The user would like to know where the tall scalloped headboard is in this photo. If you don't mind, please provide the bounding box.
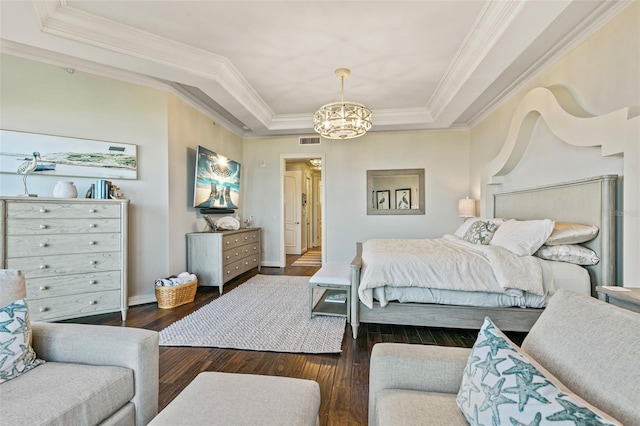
[494,175,617,294]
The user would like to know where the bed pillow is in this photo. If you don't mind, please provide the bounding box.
[463,220,498,245]
[455,218,505,238]
[489,219,555,256]
[545,222,599,245]
[0,298,45,383]
[535,244,600,265]
[456,317,621,426]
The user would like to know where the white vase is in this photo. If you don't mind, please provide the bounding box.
[53,181,78,198]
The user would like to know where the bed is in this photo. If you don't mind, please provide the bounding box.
[349,175,617,338]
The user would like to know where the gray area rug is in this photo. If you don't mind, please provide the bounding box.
[159,275,346,353]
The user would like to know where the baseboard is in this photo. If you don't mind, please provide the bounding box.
[128,294,157,306]
[261,260,282,268]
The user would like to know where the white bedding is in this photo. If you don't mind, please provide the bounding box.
[359,235,556,309]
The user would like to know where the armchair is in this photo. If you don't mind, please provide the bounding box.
[0,270,159,426]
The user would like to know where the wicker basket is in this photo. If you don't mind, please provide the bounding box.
[155,279,198,309]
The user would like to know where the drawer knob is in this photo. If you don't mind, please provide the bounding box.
[39,224,47,229]
[235,252,239,256]
[245,261,249,266]
[39,286,49,291]
[234,239,239,243]
[89,241,96,245]
[235,266,239,270]
[225,255,230,260]
[39,264,48,269]
[39,208,47,213]
[244,236,248,240]
[226,271,230,275]
[89,261,97,266]
[89,209,96,213]
[39,307,49,312]
[89,224,96,228]
[89,280,97,284]
[39,243,48,248]
[226,241,230,245]
[89,300,97,305]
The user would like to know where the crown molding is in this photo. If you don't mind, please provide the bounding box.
[466,0,635,128]
[30,0,275,128]
[427,0,524,119]
[0,39,246,138]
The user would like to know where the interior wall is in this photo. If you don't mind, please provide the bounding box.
[242,130,470,263]
[470,1,639,283]
[166,95,243,274]
[0,54,169,303]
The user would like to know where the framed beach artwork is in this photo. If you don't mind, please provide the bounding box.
[376,190,390,210]
[0,129,138,179]
[395,188,411,209]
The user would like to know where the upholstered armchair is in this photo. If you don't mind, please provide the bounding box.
[0,270,159,426]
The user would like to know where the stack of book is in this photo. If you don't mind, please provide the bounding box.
[91,179,113,199]
[324,291,347,303]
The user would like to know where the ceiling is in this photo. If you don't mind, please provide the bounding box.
[0,1,632,137]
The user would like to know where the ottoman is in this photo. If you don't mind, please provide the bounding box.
[149,372,321,425]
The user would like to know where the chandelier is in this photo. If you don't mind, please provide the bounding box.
[313,68,372,140]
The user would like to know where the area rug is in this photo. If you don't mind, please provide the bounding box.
[292,250,322,266]
[159,275,346,353]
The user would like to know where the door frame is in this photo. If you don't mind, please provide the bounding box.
[279,153,326,267]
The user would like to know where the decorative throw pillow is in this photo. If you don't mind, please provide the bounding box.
[456,317,620,426]
[545,222,599,246]
[455,217,481,238]
[535,244,600,265]
[490,219,555,256]
[463,220,498,245]
[0,299,45,383]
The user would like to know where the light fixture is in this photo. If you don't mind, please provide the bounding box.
[458,197,476,218]
[309,159,322,170]
[313,68,372,140]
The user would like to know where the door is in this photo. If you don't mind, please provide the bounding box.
[284,171,302,255]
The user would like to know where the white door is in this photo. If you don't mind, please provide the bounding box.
[284,171,302,255]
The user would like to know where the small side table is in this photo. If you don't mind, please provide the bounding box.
[309,262,351,321]
[596,286,640,314]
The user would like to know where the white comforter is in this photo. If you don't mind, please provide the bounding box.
[358,235,549,309]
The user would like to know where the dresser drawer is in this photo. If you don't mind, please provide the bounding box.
[28,290,121,322]
[7,252,121,278]
[222,242,260,266]
[221,230,260,250]
[26,271,121,300]
[6,218,121,235]
[222,255,260,281]
[7,202,121,219]
[6,233,121,258]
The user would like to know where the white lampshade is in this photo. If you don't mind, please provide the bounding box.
[458,198,476,218]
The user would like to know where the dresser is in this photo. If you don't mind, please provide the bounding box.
[186,228,261,294]
[0,197,129,322]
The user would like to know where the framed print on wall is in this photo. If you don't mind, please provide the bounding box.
[0,129,138,179]
[376,190,390,210]
[395,188,411,209]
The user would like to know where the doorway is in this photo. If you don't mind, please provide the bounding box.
[280,154,325,267]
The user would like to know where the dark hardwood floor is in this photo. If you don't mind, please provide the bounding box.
[62,253,527,425]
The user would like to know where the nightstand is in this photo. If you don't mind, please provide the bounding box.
[596,286,640,313]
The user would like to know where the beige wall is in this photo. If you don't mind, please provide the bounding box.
[243,129,471,263]
[0,54,169,303]
[167,95,243,273]
[470,1,639,282]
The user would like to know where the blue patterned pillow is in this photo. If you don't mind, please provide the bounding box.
[456,317,620,426]
[463,220,498,245]
[0,298,45,383]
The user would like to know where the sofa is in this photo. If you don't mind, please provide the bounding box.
[0,270,159,426]
[369,289,640,425]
